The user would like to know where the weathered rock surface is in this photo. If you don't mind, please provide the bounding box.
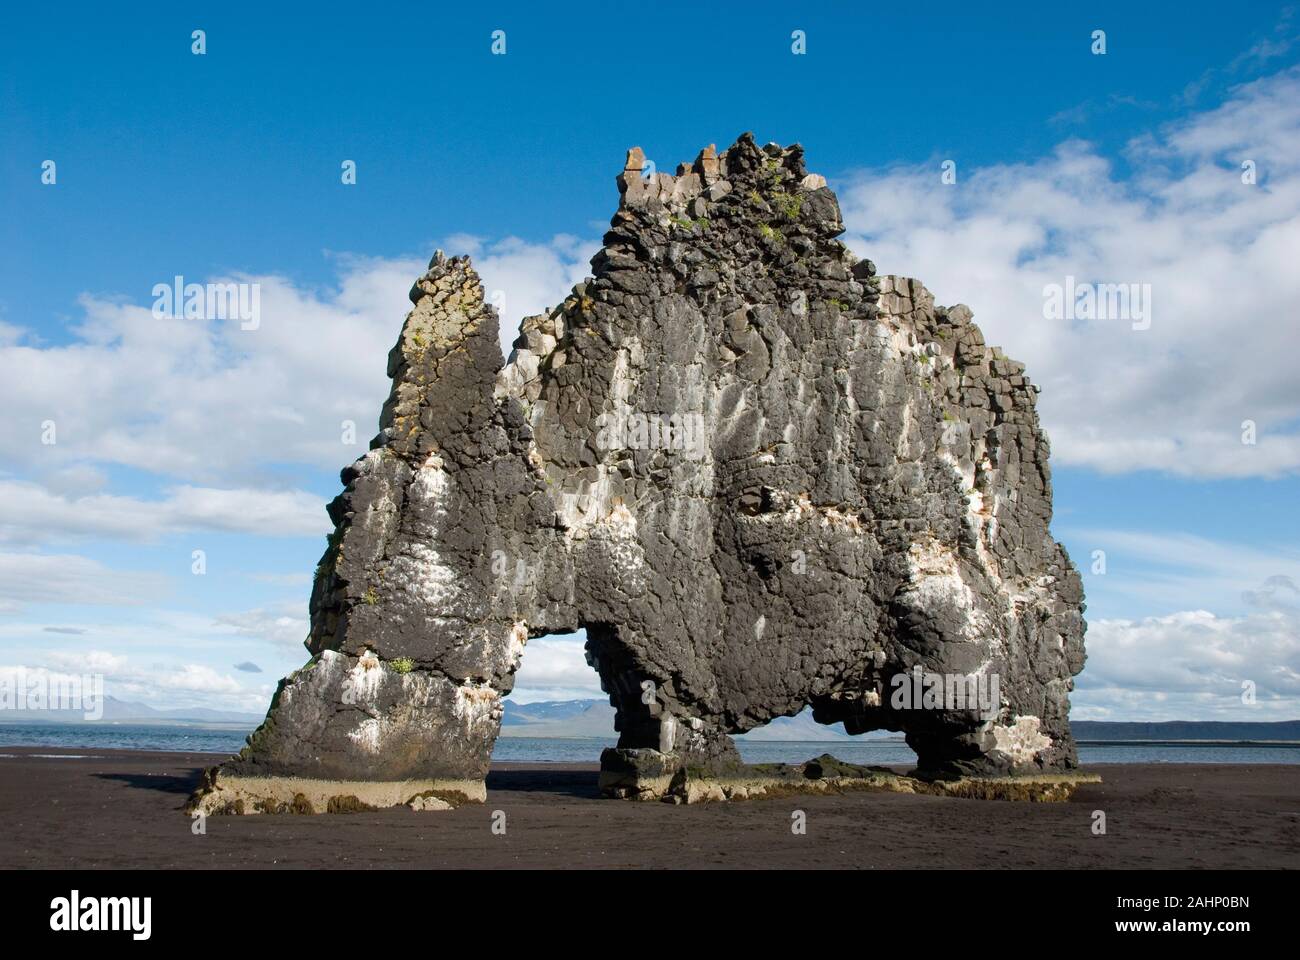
[192,133,1087,814]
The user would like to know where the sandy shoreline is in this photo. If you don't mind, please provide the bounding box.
[0,747,1296,869]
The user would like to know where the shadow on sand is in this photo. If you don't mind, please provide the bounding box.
[94,770,202,797]
[485,768,602,800]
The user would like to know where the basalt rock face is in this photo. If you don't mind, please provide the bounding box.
[195,133,1086,812]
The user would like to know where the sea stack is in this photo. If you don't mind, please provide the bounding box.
[192,133,1088,814]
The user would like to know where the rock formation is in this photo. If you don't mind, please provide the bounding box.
[192,133,1088,814]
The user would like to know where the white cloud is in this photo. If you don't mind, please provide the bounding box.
[41,465,108,498]
[838,66,1300,478]
[1075,608,1300,721]
[0,656,260,714]
[0,237,597,491]
[46,649,128,673]
[1061,534,1300,719]
[509,632,603,703]
[0,479,326,543]
[0,589,309,715]
[0,551,167,611]
[157,663,242,695]
[0,263,412,484]
[215,606,309,651]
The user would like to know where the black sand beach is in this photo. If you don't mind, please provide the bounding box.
[0,748,1296,869]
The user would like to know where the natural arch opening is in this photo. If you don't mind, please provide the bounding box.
[491,628,617,766]
[495,624,922,779]
[733,708,918,770]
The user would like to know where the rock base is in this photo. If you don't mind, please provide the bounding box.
[187,767,486,815]
[190,754,1100,814]
[601,753,1101,804]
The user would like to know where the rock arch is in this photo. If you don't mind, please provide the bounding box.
[192,134,1088,814]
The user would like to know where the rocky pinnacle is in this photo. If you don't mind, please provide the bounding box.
[192,133,1087,813]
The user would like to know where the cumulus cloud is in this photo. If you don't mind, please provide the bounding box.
[0,601,309,714]
[0,237,597,491]
[1075,607,1300,721]
[1061,531,1300,718]
[0,656,262,714]
[214,606,309,651]
[839,66,1300,478]
[157,663,242,695]
[0,262,411,484]
[46,649,128,673]
[509,631,603,703]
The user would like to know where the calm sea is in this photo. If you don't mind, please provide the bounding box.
[1,723,1298,765]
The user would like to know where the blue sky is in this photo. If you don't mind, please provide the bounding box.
[1,2,1298,722]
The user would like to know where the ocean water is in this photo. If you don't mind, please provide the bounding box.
[2,724,1298,765]
[0,723,254,754]
[498,738,1300,766]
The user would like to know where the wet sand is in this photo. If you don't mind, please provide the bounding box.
[0,747,1296,869]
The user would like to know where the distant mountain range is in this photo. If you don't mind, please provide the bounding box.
[1073,720,1300,742]
[503,699,866,741]
[4,695,1296,743]
[501,702,1300,743]
[0,695,263,726]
